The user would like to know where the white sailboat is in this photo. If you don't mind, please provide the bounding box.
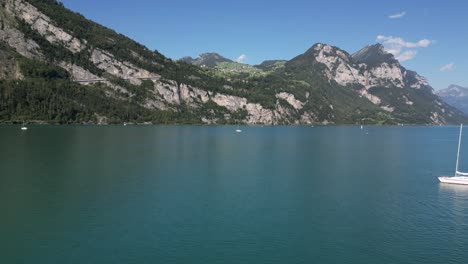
[439,124,468,185]
[235,124,242,133]
[21,122,28,131]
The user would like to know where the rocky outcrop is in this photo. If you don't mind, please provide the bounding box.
[276,92,304,110]
[312,44,366,86]
[91,49,160,84]
[304,43,437,113]
[300,112,316,124]
[147,79,314,124]
[430,112,444,125]
[359,89,381,105]
[5,0,86,53]
[59,62,99,81]
[0,22,42,59]
[152,80,182,105]
[310,43,409,89]
[149,81,211,110]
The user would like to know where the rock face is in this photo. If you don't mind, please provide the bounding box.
[308,43,430,92]
[59,62,99,81]
[276,92,304,110]
[294,43,432,94]
[284,43,465,124]
[5,0,86,53]
[311,43,367,87]
[0,18,42,59]
[436,85,468,114]
[288,43,435,112]
[148,82,309,124]
[91,49,160,84]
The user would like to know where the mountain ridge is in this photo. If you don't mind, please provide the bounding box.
[179,53,233,68]
[0,0,465,125]
[436,85,468,115]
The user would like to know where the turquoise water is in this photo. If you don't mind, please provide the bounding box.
[0,125,467,263]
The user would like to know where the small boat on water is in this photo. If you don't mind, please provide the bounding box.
[21,122,28,131]
[439,124,468,185]
[235,124,242,133]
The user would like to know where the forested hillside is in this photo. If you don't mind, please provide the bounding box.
[0,0,465,124]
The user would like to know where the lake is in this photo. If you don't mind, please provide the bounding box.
[1,125,467,263]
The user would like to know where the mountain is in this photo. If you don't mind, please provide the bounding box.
[181,53,265,77]
[0,0,465,125]
[254,60,287,71]
[436,85,468,114]
[284,43,462,124]
[179,53,232,68]
[352,44,398,66]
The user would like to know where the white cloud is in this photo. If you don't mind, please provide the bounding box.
[376,35,432,62]
[389,11,406,19]
[440,63,455,72]
[376,35,431,48]
[236,54,247,63]
[396,50,417,62]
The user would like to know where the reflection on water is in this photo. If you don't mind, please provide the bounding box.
[438,183,468,219]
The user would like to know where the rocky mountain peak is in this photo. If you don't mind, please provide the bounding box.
[307,43,351,62]
[352,43,398,66]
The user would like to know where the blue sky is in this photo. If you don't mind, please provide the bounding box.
[60,0,467,89]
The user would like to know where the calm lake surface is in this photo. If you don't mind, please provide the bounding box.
[1,125,467,263]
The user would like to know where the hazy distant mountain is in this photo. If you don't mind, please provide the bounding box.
[0,0,466,125]
[436,85,468,114]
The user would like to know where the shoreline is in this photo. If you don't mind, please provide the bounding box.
[0,122,454,127]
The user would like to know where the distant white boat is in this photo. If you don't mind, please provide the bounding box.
[124,122,127,126]
[360,125,363,130]
[235,124,242,133]
[439,124,468,185]
[21,122,28,131]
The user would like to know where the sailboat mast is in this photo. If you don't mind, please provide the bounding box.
[455,124,463,176]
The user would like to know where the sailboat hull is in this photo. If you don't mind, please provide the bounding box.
[438,176,468,185]
[439,124,468,185]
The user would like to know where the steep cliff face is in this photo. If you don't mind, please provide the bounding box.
[5,0,86,53]
[1,0,302,124]
[285,43,463,124]
[0,0,465,125]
